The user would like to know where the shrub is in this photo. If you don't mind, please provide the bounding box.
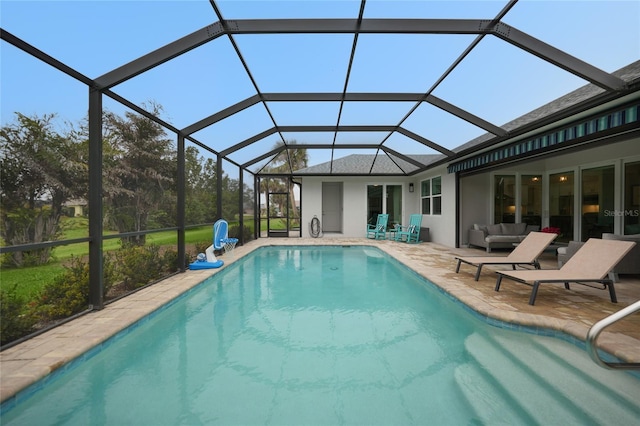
[102,253,117,296]
[0,285,38,346]
[2,255,117,345]
[162,248,181,273]
[37,255,117,322]
[229,224,252,242]
[195,241,210,254]
[37,256,89,321]
[187,249,198,264]
[114,244,164,291]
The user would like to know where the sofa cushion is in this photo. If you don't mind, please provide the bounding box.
[486,224,502,235]
[485,235,521,243]
[501,222,527,235]
[526,225,541,233]
[602,233,640,242]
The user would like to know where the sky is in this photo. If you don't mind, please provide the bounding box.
[1,0,639,176]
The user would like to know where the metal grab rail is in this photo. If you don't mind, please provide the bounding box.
[586,300,640,370]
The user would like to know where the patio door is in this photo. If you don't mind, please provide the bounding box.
[549,171,574,243]
[367,185,383,226]
[581,165,614,240]
[367,184,402,229]
[386,185,402,227]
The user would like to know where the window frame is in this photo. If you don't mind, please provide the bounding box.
[420,176,442,215]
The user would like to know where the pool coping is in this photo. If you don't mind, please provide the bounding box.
[1,238,639,407]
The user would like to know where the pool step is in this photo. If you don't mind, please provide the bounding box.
[532,336,640,408]
[453,363,526,425]
[456,332,640,424]
[490,333,640,424]
[458,333,583,424]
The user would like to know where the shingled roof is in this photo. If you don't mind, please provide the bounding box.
[294,154,445,175]
[454,60,640,154]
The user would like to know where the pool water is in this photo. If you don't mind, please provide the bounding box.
[2,246,639,425]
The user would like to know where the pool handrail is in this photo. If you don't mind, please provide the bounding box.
[586,299,640,370]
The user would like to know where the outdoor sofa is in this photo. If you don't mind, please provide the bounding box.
[468,222,540,252]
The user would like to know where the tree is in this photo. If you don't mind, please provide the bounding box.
[102,104,175,245]
[184,147,220,224]
[0,113,85,266]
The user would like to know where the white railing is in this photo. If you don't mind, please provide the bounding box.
[586,300,640,370]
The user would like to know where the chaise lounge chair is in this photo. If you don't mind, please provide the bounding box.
[395,214,423,243]
[455,231,558,281]
[494,238,636,305]
[366,214,389,240]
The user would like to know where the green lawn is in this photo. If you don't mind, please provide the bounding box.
[259,218,296,231]
[0,263,66,300]
[0,219,238,299]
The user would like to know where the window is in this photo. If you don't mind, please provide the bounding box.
[494,175,515,223]
[549,171,574,243]
[521,175,542,227]
[421,177,441,215]
[581,165,614,240]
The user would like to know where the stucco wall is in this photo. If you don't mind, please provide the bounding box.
[410,165,456,247]
[299,176,413,239]
[296,139,639,249]
[298,166,456,247]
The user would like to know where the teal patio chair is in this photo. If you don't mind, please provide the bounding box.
[395,214,423,243]
[366,214,389,239]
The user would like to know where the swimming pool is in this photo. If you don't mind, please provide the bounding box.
[1,246,639,425]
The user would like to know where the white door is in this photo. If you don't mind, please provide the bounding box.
[322,182,343,232]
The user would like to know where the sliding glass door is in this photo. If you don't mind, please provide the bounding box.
[367,185,383,226]
[521,175,542,227]
[581,165,614,240]
[367,184,402,230]
[549,171,574,243]
[494,175,515,223]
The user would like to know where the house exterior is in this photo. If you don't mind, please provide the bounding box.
[63,199,87,217]
[295,61,640,248]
